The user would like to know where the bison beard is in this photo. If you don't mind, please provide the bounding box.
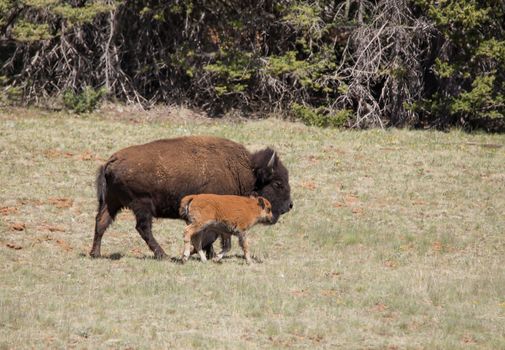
[90,136,292,259]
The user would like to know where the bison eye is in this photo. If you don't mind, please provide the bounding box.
[273,181,283,189]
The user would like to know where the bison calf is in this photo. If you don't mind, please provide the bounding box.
[179,194,273,264]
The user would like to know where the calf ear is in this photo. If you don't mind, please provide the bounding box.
[257,197,265,209]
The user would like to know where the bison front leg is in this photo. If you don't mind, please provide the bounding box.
[213,233,231,263]
[190,231,207,263]
[134,211,167,259]
[238,232,252,265]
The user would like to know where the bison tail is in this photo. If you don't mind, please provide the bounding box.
[96,164,107,212]
[179,196,194,221]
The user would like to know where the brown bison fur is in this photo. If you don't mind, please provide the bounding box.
[90,136,292,259]
[179,194,273,264]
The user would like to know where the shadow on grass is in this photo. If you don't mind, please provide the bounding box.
[79,252,263,264]
[219,254,264,264]
[79,252,124,260]
[165,254,265,264]
[174,254,264,264]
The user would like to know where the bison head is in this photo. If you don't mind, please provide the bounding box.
[251,148,293,224]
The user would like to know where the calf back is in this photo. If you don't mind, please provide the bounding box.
[180,194,270,232]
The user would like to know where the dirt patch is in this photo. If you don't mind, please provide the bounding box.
[462,335,477,344]
[432,241,443,252]
[6,243,23,250]
[18,199,45,206]
[10,222,26,231]
[301,181,317,191]
[42,148,105,162]
[34,235,73,252]
[78,150,106,161]
[43,149,74,159]
[384,260,398,268]
[47,197,73,209]
[0,207,18,216]
[320,289,339,297]
[289,289,309,297]
[370,303,389,312]
[55,239,73,252]
[307,155,320,164]
[351,207,364,215]
[38,224,66,232]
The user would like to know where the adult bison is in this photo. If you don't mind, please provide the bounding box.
[90,135,292,259]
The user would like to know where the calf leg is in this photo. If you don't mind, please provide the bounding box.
[182,224,200,263]
[90,204,117,258]
[238,232,252,265]
[135,211,166,259]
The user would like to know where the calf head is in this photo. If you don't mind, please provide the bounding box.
[256,196,274,224]
[251,148,293,223]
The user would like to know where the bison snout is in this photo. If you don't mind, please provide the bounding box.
[281,200,293,214]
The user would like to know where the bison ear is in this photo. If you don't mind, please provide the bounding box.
[257,197,265,209]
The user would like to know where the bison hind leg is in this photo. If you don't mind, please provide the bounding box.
[90,204,120,258]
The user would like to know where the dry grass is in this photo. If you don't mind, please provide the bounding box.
[1,107,504,349]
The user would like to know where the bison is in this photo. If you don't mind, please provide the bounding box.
[90,135,292,259]
[179,194,273,264]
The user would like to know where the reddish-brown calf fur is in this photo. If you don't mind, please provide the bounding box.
[179,194,273,264]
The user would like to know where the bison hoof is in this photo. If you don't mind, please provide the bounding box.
[154,251,167,260]
[89,251,101,258]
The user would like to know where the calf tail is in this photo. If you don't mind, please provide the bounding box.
[96,164,107,212]
[179,196,194,221]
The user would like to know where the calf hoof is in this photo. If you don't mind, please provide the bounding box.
[181,251,190,264]
[89,251,101,259]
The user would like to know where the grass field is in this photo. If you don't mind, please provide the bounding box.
[1,107,504,349]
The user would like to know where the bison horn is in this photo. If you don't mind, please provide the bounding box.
[267,151,276,169]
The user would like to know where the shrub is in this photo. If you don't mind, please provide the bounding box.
[290,103,352,128]
[63,86,107,113]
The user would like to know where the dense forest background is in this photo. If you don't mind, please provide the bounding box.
[0,0,503,130]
